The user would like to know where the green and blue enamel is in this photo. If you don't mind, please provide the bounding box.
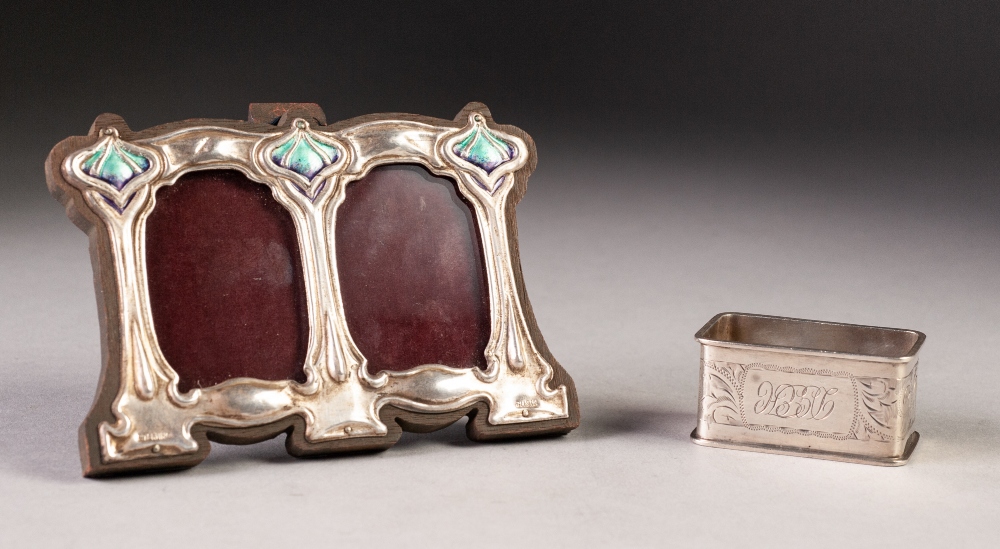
[82,141,151,189]
[270,134,340,180]
[452,123,515,174]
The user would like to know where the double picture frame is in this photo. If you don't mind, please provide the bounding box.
[46,102,579,477]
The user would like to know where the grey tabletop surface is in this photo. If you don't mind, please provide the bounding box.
[2,137,998,547]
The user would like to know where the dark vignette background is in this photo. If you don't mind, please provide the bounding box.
[4,2,1000,181]
[1,2,999,547]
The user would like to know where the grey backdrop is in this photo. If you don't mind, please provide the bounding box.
[1,2,998,547]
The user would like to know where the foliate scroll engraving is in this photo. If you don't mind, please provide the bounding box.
[700,360,917,442]
[898,367,918,433]
[854,366,918,442]
[702,362,745,427]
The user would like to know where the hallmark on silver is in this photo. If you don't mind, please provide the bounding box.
[136,432,171,443]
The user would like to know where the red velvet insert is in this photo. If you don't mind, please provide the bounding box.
[146,170,309,392]
[336,164,491,373]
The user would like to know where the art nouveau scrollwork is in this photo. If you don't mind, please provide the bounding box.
[47,103,579,476]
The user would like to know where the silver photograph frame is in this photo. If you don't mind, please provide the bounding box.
[46,102,579,477]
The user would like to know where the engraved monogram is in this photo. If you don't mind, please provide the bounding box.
[753,382,837,421]
[700,360,917,442]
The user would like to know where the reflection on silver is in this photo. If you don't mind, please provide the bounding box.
[691,312,924,466]
[59,110,572,465]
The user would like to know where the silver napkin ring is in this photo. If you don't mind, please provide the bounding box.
[691,312,923,466]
